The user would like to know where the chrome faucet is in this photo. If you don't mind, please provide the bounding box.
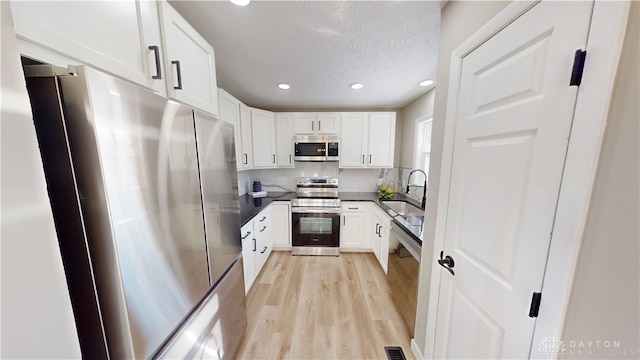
[406,169,427,209]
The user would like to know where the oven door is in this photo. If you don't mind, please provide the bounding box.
[291,208,340,248]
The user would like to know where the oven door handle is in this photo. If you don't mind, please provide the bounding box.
[291,207,341,214]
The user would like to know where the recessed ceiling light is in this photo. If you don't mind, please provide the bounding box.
[278,83,291,90]
[230,0,250,6]
[419,80,434,87]
[350,83,364,90]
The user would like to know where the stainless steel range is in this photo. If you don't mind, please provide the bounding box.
[291,177,341,256]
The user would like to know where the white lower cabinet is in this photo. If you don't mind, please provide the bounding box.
[240,221,256,294]
[253,206,273,275]
[241,205,276,294]
[371,206,392,273]
[340,202,371,251]
[271,202,291,249]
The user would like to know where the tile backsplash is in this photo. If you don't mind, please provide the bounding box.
[237,164,427,204]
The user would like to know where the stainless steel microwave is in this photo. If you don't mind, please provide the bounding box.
[294,135,339,161]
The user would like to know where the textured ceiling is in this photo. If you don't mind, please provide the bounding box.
[169,0,441,111]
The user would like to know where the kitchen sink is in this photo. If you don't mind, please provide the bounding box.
[381,200,424,217]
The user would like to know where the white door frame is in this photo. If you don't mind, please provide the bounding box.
[422,1,632,358]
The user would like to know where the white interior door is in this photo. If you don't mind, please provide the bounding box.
[433,2,593,358]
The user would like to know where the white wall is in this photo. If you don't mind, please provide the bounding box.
[398,89,436,168]
[560,2,639,357]
[0,2,81,358]
[412,0,509,355]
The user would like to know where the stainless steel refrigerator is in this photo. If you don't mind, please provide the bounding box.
[24,65,246,359]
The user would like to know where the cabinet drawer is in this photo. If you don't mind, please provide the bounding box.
[341,202,367,212]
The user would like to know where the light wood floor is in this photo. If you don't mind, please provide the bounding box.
[236,251,415,359]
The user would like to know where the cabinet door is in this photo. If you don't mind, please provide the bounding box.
[368,112,396,168]
[11,0,166,94]
[339,113,368,168]
[371,213,382,259]
[218,89,242,169]
[240,222,256,294]
[378,222,390,274]
[251,109,276,168]
[239,104,253,169]
[317,113,340,134]
[160,1,218,116]
[293,113,316,134]
[271,202,291,249]
[341,212,364,249]
[275,114,295,168]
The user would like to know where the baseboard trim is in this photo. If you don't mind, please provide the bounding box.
[411,338,423,359]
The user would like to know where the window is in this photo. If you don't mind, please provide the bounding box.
[412,117,432,185]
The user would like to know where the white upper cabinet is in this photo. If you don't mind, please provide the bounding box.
[367,112,396,167]
[292,112,340,135]
[275,114,295,168]
[293,113,316,134]
[239,104,254,170]
[214,93,255,170]
[10,0,166,94]
[340,112,396,168]
[159,1,218,116]
[339,113,368,167]
[218,89,242,169]
[250,108,276,168]
[316,113,341,134]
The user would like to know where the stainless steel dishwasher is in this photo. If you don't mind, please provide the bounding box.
[387,221,421,337]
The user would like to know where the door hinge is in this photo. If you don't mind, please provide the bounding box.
[529,292,542,318]
[570,49,587,86]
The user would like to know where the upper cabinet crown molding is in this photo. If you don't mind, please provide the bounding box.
[11,0,167,95]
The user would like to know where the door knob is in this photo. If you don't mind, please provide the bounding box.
[438,251,455,276]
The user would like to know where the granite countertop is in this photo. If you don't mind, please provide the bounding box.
[239,191,425,245]
[239,191,295,226]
